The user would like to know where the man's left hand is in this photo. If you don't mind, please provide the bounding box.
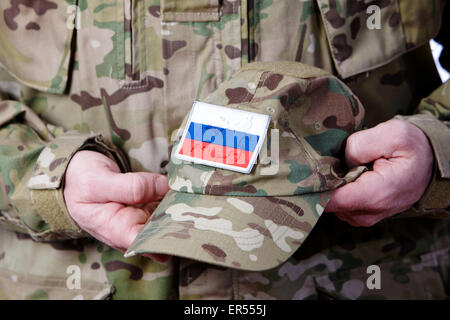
[324,119,434,226]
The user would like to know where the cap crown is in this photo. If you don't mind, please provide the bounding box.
[168,62,365,196]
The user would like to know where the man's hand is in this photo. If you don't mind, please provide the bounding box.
[325,119,433,227]
[64,150,170,259]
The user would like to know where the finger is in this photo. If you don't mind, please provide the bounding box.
[94,172,169,205]
[88,204,151,250]
[345,122,400,167]
[110,206,149,248]
[325,170,387,213]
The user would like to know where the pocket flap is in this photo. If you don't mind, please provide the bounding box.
[316,0,444,79]
[0,1,76,94]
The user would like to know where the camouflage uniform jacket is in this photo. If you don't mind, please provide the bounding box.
[0,0,449,299]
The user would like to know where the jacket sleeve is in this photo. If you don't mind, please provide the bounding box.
[395,80,450,218]
[0,95,130,241]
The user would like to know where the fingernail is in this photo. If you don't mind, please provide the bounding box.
[155,175,169,197]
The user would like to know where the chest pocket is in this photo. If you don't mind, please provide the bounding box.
[316,0,445,79]
[159,0,243,133]
[0,1,76,94]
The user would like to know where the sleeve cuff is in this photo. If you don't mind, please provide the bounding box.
[395,114,450,178]
[26,131,129,239]
[395,114,450,211]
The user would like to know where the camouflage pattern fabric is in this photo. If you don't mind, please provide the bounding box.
[0,0,449,299]
[126,62,368,270]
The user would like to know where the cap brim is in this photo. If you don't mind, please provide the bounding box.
[125,190,332,271]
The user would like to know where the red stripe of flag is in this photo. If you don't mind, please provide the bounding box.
[179,139,252,168]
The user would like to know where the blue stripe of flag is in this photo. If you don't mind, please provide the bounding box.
[186,122,259,152]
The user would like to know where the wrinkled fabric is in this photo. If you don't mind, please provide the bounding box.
[126,62,368,271]
[0,0,449,300]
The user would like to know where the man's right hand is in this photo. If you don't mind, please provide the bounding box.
[64,150,170,254]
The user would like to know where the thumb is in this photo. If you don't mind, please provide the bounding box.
[95,171,170,205]
[345,122,398,167]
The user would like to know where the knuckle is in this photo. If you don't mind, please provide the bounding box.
[129,173,147,203]
[345,134,360,157]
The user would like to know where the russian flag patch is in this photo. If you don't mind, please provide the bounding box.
[174,101,271,174]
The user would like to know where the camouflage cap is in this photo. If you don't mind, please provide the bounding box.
[125,61,367,271]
